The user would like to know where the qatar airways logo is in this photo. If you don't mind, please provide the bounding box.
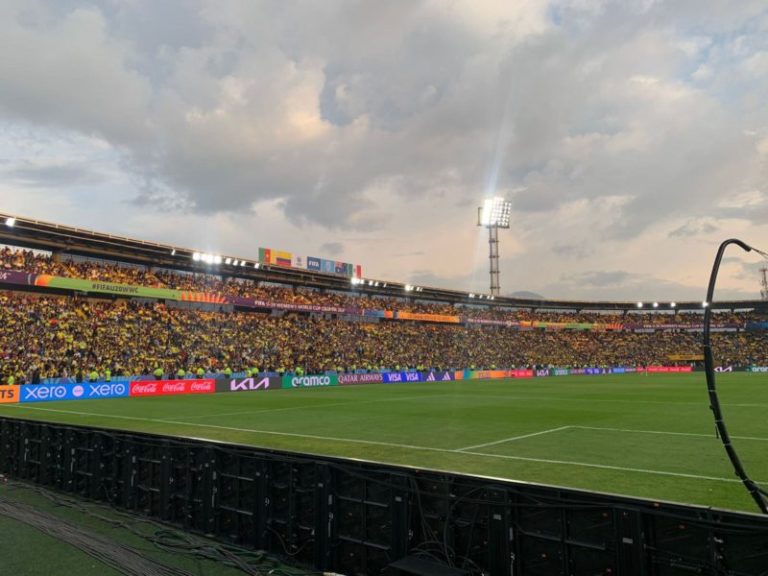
[292,376,331,387]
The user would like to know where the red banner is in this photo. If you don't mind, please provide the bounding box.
[129,379,216,397]
[507,369,534,378]
[644,366,693,373]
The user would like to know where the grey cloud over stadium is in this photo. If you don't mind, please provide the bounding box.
[0,0,767,301]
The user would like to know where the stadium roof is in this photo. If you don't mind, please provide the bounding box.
[0,211,765,313]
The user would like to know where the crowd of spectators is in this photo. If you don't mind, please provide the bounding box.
[0,247,761,326]
[1,290,767,385]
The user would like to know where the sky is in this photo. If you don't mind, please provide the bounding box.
[1,0,767,302]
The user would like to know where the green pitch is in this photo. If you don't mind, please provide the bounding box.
[2,372,768,513]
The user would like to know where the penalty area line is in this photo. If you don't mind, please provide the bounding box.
[573,425,768,442]
[0,405,750,484]
[456,426,572,452]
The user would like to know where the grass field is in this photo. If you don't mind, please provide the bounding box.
[2,372,768,513]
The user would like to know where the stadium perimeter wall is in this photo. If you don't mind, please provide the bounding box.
[0,416,767,575]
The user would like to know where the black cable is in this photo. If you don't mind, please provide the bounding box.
[703,238,768,514]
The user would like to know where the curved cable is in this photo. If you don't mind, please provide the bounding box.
[703,238,768,514]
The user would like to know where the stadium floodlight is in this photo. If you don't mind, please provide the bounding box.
[404,284,414,292]
[670,302,676,308]
[636,302,643,308]
[225,257,232,265]
[702,301,709,308]
[192,252,201,262]
[171,249,176,256]
[477,197,513,296]
[653,302,659,308]
[469,293,475,299]
[5,217,15,227]
[254,263,260,269]
[478,197,513,228]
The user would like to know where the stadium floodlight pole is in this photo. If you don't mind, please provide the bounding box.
[704,238,768,514]
[477,197,512,296]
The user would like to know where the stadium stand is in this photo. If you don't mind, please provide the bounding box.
[2,246,768,385]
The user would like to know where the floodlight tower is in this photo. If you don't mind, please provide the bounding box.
[477,197,513,296]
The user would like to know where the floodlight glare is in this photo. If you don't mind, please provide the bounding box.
[702,301,709,308]
[479,197,513,228]
[225,258,232,265]
[637,302,643,308]
[171,249,176,256]
[192,252,201,262]
[5,217,15,227]
[670,302,676,308]
[653,302,659,308]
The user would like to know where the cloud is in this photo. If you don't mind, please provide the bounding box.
[1,0,767,300]
[669,218,719,238]
[319,242,343,256]
[3,161,105,187]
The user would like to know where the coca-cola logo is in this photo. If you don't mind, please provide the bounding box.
[132,384,157,394]
[191,382,212,391]
[162,383,186,393]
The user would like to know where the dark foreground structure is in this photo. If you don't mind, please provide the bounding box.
[1,416,767,576]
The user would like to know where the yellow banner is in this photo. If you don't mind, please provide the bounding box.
[394,311,461,324]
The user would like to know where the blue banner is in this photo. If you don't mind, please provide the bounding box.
[420,371,455,382]
[20,382,129,403]
[307,257,321,271]
[383,372,424,383]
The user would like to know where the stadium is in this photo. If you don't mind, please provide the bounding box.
[1,212,768,575]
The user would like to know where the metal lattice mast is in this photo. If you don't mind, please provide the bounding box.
[477,197,512,297]
[488,225,500,296]
[761,267,768,301]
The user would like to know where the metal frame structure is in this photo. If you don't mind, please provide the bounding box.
[477,198,512,297]
[2,416,767,575]
[1,210,767,313]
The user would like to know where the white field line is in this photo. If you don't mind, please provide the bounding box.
[178,393,443,421]
[1,404,752,484]
[574,425,768,442]
[450,393,768,408]
[456,426,572,452]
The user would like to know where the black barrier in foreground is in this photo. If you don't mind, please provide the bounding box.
[1,416,767,575]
